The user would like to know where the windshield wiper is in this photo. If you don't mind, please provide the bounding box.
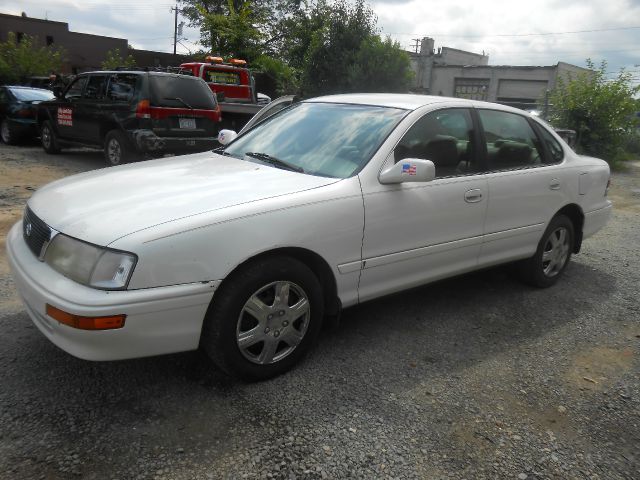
[164,97,193,109]
[245,152,304,173]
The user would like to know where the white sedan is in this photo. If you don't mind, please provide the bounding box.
[7,94,612,380]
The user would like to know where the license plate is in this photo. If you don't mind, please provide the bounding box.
[179,118,196,129]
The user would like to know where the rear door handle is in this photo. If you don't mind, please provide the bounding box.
[550,178,561,190]
[464,188,483,203]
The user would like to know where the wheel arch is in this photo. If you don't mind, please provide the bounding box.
[214,246,341,317]
[100,123,124,144]
[554,203,585,253]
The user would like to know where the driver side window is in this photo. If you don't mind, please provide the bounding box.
[65,76,88,100]
[394,108,477,178]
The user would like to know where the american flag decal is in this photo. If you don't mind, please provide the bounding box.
[402,163,417,175]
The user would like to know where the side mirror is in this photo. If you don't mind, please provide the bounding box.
[379,158,436,184]
[218,129,238,145]
[52,86,64,98]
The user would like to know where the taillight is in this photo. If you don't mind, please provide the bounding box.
[136,99,151,119]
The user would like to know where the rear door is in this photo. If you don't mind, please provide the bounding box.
[148,75,220,140]
[477,108,568,266]
[81,74,109,143]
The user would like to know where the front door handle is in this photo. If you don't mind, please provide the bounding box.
[464,188,483,203]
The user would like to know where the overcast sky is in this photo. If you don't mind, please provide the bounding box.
[5,0,640,83]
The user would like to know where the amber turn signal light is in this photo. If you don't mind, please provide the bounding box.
[46,304,126,330]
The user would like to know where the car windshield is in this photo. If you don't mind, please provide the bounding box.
[9,88,55,101]
[149,75,217,109]
[224,102,407,178]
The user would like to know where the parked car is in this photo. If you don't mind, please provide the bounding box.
[0,86,55,144]
[7,94,612,380]
[37,70,221,165]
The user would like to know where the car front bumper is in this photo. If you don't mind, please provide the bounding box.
[6,221,219,361]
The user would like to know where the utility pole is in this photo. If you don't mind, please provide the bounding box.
[411,38,421,54]
[171,3,179,55]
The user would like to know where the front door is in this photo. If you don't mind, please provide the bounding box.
[358,108,488,302]
[54,76,88,141]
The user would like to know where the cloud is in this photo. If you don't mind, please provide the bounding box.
[5,0,640,78]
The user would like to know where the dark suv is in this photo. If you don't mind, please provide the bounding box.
[37,71,221,165]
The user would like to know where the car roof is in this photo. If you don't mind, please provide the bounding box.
[306,93,528,114]
[79,71,196,78]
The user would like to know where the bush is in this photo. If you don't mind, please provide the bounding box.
[547,60,639,164]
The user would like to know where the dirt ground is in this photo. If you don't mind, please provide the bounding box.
[1,143,639,480]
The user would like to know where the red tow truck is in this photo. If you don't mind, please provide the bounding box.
[180,56,266,131]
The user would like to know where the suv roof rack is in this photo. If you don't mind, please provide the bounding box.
[112,66,193,75]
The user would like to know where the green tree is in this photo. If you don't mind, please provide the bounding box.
[548,60,640,162]
[101,48,136,70]
[301,0,412,96]
[0,32,65,84]
[197,0,264,60]
[179,0,302,59]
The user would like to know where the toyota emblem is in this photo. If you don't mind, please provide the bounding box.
[25,222,32,237]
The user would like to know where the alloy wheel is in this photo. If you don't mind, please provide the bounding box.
[236,280,310,365]
[542,226,570,277]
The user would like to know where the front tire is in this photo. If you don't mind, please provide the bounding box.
[104,130,139,166]
[519,214,574,288]
[201,256,324,381]
[41,120,61,154]
[1,119,17,145]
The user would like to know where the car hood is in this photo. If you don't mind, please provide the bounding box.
[28,152,339,246]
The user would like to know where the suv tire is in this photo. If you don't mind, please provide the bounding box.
[104,130,139,166]
[41,120,61,154]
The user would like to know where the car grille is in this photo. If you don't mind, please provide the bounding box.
[23,207,51,259]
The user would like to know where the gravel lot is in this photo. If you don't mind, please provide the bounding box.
[0,143,638,480]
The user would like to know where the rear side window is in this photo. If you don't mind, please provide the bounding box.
[479,110,544,170]
[106,74,139,103]
[149,75,217,110]
[85,75,108,100]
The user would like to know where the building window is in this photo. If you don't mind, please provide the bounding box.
[454,78,489,101]
[46,35,54,46]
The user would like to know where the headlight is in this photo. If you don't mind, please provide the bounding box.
[44,234,137,290]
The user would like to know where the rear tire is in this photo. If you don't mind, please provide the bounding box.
[41,120,61,154]
[518,214,574,288]
[104,130,139,166]
[200,256,324,381]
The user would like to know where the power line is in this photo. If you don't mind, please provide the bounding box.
[383,25,640,38]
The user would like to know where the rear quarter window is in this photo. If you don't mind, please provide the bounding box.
[106,74,140,103]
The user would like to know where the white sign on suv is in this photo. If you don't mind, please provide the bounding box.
[7,94,612,380]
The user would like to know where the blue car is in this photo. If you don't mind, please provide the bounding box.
[0,86,55,144]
